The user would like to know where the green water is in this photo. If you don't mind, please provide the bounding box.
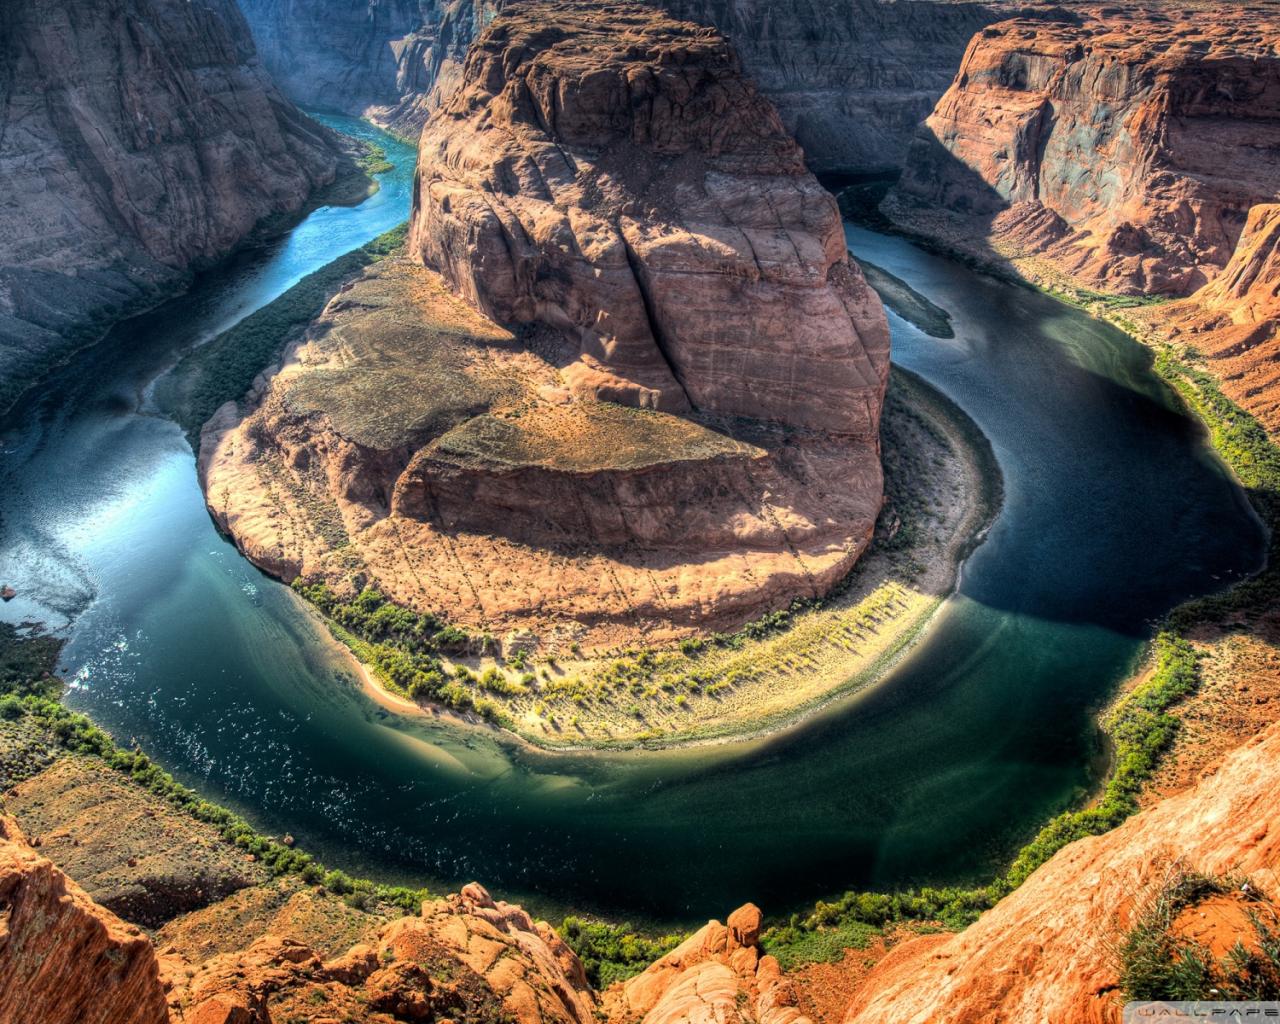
[0,121,1264,925]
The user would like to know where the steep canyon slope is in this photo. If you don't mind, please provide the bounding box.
[202,1,890,650]
[0,0,349,414]
[236,0,1000,174]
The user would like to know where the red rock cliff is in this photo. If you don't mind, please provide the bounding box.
[891,7,1280,296]
[409,0,889,436]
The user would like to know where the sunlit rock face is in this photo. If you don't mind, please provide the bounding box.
[408,0,890,434]
[889,8,1280,297]
[0,0,345,413]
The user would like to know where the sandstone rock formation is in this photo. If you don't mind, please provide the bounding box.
[845,718,1280,1024]
[410,0,888,432]
[203,1,888,650]
[1138,203,1280,435]
[174,882,597,1024]
[889,6,1280,297]
[0,0,349,414]
[239,0,1004,173]
[607,903,812,1024]
[0,815,169,1024]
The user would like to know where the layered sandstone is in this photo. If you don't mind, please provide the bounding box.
[203,2,888,650]
[201,255,884,648]
[239,0,1002,173]
[845,718,1280,1024]
[409,0,889,432]
[0,816,169,1024]
[0,0,349,413]
[888,6,1280,296]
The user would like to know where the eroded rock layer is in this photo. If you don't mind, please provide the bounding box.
[0,0,346,413]
[239,0,1004,174]
[889,6,1280,296]
[409,0,889,434]
[201,255,884,648]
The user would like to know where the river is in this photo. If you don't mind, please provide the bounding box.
[0,118,1264,926]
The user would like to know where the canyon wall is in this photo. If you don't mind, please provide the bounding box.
[237,0,1001,173]
[889,8,1280,296]
[0,0,348,414]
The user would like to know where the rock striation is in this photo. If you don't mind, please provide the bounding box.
[0,0,349,414]
[203,1,888,650]
[0,816,169,1024]
[845,718,1280,1024]
[238,0,1005,174]
[409,0,888,433]
[889,7,1280,296]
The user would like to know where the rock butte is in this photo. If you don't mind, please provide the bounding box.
[203,0,890,649]
[0,0,350,414]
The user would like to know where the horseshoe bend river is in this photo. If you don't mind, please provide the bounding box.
[0,119,1266,925]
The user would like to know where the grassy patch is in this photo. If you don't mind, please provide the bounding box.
[762,919,879,971]
[558,916,685,988]
[0,625,429,915]
[1120,872,1280,1001]
[155,224,407,444]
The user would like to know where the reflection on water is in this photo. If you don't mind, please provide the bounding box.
[0,125,1264,925]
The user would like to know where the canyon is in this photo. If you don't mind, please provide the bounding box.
[201,0,890,650]
[0,0,358,415]
[236,0,1005,174]
[3,0,1280,1022]
[883,3,1280,434]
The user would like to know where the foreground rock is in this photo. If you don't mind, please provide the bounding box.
[204,1,888,650]
[0,816,169,1024]
[889,6,1280,297]
[607,903,811,1024]
[0,0,349,414]
[845,719,1280,1024]
[175,882,596,1024]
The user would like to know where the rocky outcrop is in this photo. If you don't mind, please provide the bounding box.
[845,719,1280,1024]
[1139,203,1280,435]
[239,0,1007,173]
[409,0,889,434]
[606,903,811,1024]
[0,0,349,414]
[889,7,1280,296]
[176,882,596,1024]
[0,815,169,1024]
[201,254,884,649]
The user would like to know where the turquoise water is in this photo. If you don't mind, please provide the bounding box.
[0,122,1264,925]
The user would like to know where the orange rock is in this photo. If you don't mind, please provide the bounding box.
[0,816,169,1024]
[409,0,889,435]
[844,720,1280,1024]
